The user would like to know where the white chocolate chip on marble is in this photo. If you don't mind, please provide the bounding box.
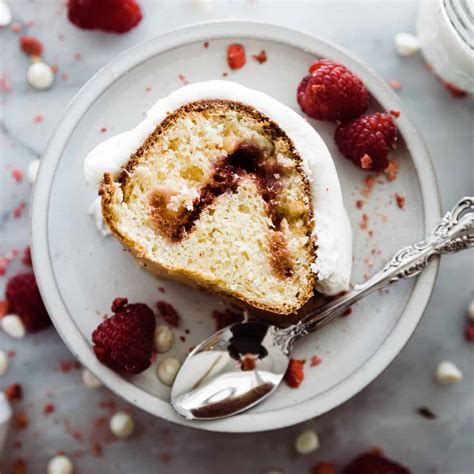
[0,1,12,28]
[435,361,463,385]
[1,314,26,339]
[27,159,40,183]
[81,368,102,389]
[0,350,9,375]
[26,61,54,91]
[394,32,421,56]
[157,357,181,386]
[295,429,320,455]
[110,411,135,439]
[468,299,474,321]
[47,454,74,474]
[153,325,174,353]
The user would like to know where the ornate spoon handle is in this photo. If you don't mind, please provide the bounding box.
[289,196,474,339]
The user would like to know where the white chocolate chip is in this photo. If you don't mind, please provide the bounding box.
[26,61,54,91]
[295,429,320,455]
[468,299,474,321]
[394,33,421,57]
[0,1,12,28]
[435,361,463,385]
[157,357,181,386]
[47,455,74,474]
[110,411,135,439]
[153,325,174,353]
[27,159,40,183]
[1,314,26,339]
[81,368,102,389]
[0,350,9,375]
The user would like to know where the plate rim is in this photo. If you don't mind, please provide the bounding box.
[31,20,441,433]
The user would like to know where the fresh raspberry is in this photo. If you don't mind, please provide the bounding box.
[92,298,155,374]
[156,300,180,327]
[68,0,143,34]
[297,59,369,121]
[335,113,398,171]
[6,273,50,332]
[284,358,305,388]
[227,44,246,70]
[344,452,411,474]
[19,36,43,56]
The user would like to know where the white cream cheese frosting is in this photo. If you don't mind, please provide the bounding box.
[84,80,352,295]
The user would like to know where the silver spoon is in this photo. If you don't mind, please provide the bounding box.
[171,197,474,420]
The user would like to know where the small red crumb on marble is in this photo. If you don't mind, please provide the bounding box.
[58,359,81,373]
[100,127,107,133]
[74,52,82,60]
[179,335,186,342]
[0,73,12,92]
[21,247,32,266]
[395,193,405,209]
[388,80,401,90]
[310,355,322,367]
[379,213,388,223]
[390,110,400,118]
[465,322,474,342]
[342,307,353,317]
[11,22,23,33]
[203,41,209,48]
[14,412,29,429]
[360,153,372,169]
[356,199,364,209]
[385,160,399,181]
[156,300,180,327]
[145,86,151,92]
[178,74,188,84]
[284,358,305,388]
[361,175,376,197]
[32,114,43,123]
[0,300,9,316]
[43,403,55,415]
[252,50,267,64]
[311,461,337,474]
[360,213,369,230]
[5,383,22,402]
[12,169,23,183]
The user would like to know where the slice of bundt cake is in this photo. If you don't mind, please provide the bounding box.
[85,81,352,315]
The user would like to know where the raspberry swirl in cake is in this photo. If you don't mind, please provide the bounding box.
[84,81,352,314]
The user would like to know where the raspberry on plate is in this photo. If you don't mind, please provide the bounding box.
[6,273,50,332]
[297,59,369,121]
[284,358,305,388]
[68,0,143,34]
[344,452,411,474]
[92,298,155,374]
[335,112,398,171]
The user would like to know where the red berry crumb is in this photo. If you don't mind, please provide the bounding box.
[390,110,400,118]
[5,383,23,402]
[12,169,23,183]
[156,301,180,327]
[21,247,32,267]
[335,113,398,171]
[312,462,337,474]
[252,50,267,64]
[385,160,399,182]
[395,193,405,209]
[344,452,411,474]
[14,412,29,429]
[68,0,143,34]
[227,44,246,70]
[203,41,209,48]
[92,298,155,374]
[19,36,43,56]
[284,358,305,388]
[388,80,402,90]
[465,322,474,342]
[6,273,50,332]
[297,59,369,122]
[310,355,322,367]
[43,403,55,415]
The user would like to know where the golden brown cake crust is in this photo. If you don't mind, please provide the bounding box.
[100,99,318,315]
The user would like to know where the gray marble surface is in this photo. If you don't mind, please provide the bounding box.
[1,1,473,473]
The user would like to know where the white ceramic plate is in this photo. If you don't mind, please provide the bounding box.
[31,21,441,433]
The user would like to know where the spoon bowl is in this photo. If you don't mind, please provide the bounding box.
[171,322,291,420]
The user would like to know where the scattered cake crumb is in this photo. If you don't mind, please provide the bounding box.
[360,213,369,230]
[390,110,400,118]
[43,403,55,415]
[356,199,364,209]
[12,168,23,183]
[5,383,22,402]
[14,411,29,429]
[156,301,180,327]
[361,175,376,196]
[252,50,267,64]
[284,358,305,388]
[388,80,401,90]
[32,114,44,123]
[385,160,399,181]
[395,193,405,209]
